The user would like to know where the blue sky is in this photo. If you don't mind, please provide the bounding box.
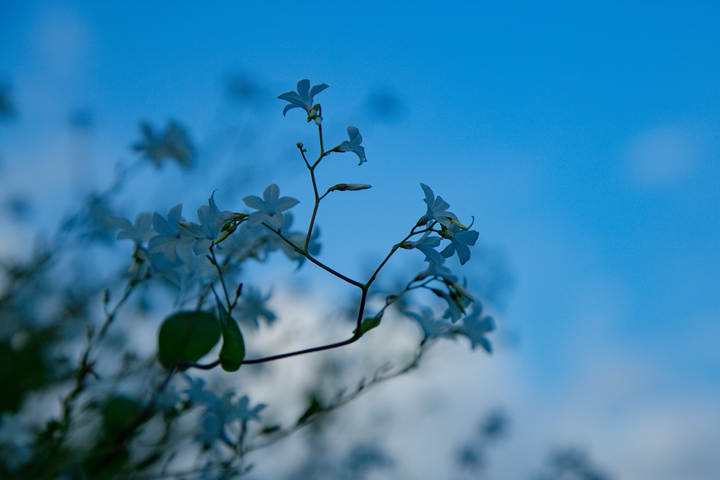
[2,1,719,477]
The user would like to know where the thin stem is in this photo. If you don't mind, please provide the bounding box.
[157,366,177,393]
[264,224,363,288]
[238,420,248,457]
[209,245,232,310]
[197,250,242,311]
[317,122,324,155]
[365,223,436,289]
[300,124,328,251]
[183,287,424,370]
[185,335,359,368]
[305,165,321,251]
[311,150,333,169]
[187,269,368,369]
[355,287,368,332]
[185,287,369,368]
[311,125,332,169]
[374,279,431,319]
[298,145,311,170]
[308,249,364,288]
[366,244,401,288]
[178,360,220,370]
[183,275,423,369]
[97,280,137,340]
[244,335,358,364]
[63,278,139,419]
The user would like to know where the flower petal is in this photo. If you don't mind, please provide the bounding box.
[275,196,299,211]
[296,79,310,99]
[243,195,264,210]
[309,83,329,97]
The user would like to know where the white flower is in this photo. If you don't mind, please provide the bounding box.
[277,79,329,117]
[336,126,367,165]
[243,184,299,230]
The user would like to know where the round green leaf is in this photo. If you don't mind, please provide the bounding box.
[157,311,221,370]
[219,316,245,372]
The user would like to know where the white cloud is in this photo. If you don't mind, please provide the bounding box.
[245,288,720,479]
[625,125,701,187]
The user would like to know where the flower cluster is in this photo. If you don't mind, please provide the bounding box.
[81,77,498,480]
[404,183,480,266]
[109,186,304,314]
[403,302,495,352]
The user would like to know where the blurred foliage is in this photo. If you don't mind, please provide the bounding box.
[225,72,266,106]
[455,409,509,474]
[534,448,611,480]
[0,326,63,414]
[69,107,95,131]
[132,120,196,169]
[0,83,15,121]
[365,86,406,123]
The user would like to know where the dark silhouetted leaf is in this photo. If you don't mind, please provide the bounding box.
[213,290,245,372]
[219,316,245,372]
[157,311,220,369]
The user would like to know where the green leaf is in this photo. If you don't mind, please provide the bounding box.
[353,314,382,337]
[157,311,220,370]
[219,315,245,372]
[214,289,245,372]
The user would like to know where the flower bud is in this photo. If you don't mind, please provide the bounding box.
[328,183,372,192]
[306,104,322,123]
[215,228,233,244]
[450,218,469,230]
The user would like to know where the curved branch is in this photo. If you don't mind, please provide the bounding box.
[263,224,364,288]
